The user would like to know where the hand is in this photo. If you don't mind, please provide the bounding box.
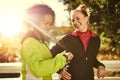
[59,67,71,80]
[97,66,106,79]
[65,52,73,63]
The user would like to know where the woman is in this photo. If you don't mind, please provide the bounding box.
[51,4,106,80]
[20,4,73,80]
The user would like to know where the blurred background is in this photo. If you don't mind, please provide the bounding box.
[0,0,120,79]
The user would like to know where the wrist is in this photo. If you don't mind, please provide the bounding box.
[98,66,105,70]
[63,52,71,62]
[63,54,68,60]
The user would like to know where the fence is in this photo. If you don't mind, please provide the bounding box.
[0,61,120,80]
[95,61,120,80]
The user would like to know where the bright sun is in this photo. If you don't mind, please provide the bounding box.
[0,12,22,36]
[0,0,68,37]
[0,12,23,37]
[0,0,25,37]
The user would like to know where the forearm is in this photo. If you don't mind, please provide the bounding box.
[93,58,105,69]
[26,54,67,77]
[50,43,64,57]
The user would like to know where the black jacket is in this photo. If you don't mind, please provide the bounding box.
[50,33,105,80]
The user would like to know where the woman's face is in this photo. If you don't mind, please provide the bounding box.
[43,14,53,32]
[39,14,53,33]
[71,11,89,32]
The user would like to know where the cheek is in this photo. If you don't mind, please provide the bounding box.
[83,17,89,24]
[72,22,77,28]
[47,26,52,30]
[80,19,87,24]
[46,24,53,31]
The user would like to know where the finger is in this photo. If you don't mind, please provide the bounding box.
[98,73,105,79]
[99,71,105,78]
[102,76,104,79]
[97,73,101,79]
[65,71,71,76]
[62,71,71,78]
[61,76,68,80]
[96,71,100,79]
[63,67,68,71]
[61,77,71,80]
[63,70,71,76]
[61,70,71,80]
[61,74,71,80]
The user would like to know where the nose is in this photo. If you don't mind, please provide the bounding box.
[73,19,78,26]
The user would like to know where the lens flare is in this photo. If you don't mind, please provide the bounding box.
[0,13,23,37]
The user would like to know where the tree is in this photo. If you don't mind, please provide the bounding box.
[59,0,120,55]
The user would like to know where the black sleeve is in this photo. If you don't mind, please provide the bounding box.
[50,41,65,57]
[93,58,105,68]
[50,34,72,73]
[50,34,71,57]
[93,36,105,68]
[50,37,68,74]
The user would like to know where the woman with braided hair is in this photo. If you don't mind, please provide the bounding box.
[51,4,106,80]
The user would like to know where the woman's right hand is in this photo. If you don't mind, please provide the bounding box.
[59,67,71,80]
[64,52,73,63]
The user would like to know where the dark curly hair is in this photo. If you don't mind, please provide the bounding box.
[26,4,55,25]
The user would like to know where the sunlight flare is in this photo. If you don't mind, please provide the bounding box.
[0,12,23,37]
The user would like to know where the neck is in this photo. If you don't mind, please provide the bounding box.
[21,29,49,44]
[77,28,88,33]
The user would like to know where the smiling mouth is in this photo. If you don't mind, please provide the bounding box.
[75,24,81,28]
[75,23,82,28]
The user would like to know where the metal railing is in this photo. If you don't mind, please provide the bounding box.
[95,61,120,80]
[0,61,120,80]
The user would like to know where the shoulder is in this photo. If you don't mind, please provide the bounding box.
[89,30,100,39]
[23,37,36,43]
[22,37,41,47]
[88,30,101,43]
[60,33,76,41]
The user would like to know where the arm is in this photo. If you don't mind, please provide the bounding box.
[93,58,105,68]
[93,36,104,68]
[50,34,71,57]
[50,36,72,80]
[21,38,67,77]
[50,42,65,57]
[93,36,106,78]
[93,58,106,79]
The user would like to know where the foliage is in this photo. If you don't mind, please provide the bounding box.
[60,0,120,55]
[0,0,120,62]
[0,34,21,62]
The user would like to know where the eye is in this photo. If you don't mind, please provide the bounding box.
[77,17,80,20]
[72,19,75,22]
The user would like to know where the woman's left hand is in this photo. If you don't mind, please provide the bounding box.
[97,66,106,79]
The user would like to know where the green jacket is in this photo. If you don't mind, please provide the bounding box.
[21,38,66,80]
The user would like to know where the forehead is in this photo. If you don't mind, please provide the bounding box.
[72,11,84,18]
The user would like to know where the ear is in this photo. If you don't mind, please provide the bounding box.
[85,16,89,22]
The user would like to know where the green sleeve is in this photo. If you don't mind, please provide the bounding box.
[21,62,26,80]
[21,38,66,77]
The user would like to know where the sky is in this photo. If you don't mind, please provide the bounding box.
[0,0,69,26]
[0,0,69,36]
